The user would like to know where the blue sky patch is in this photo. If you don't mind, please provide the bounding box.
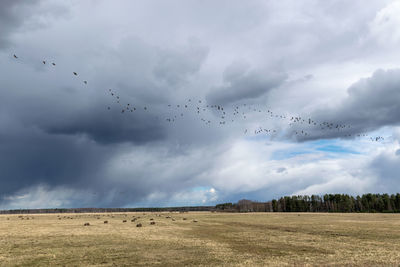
[272,139,361,160]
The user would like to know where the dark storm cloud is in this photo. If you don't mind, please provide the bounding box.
[0,19,211,206]
[206,62,288,105]
[43,107,166,145]
[291,68,400,141]
[0,124,110,196]
[335,69,400,128]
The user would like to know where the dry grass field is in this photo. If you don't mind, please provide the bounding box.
[1,212,400,266]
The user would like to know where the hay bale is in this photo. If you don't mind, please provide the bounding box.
[136,223,142,227]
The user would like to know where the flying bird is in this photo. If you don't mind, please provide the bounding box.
[83,81,87,84]
[52,63,56,66]
[73,72,77,76]
[13,54,18,59]
[43,60,46,64]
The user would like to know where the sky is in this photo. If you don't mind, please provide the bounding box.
[1,0,400,209]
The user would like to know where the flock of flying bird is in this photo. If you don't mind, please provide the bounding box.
[13,54,88,85]
[12,53,385,143]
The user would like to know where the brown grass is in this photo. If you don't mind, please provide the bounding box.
[1,212,400,266]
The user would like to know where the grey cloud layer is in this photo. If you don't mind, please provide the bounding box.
[206,61,288,105]
[153,41,209,86]
[0,0,39,48]
[0,38,211,204]
[0,0,68,49]
[1,0,400,208]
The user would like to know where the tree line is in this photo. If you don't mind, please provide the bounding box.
[2,193,400,214]
[216,193,400,213]
[0,206,215,214]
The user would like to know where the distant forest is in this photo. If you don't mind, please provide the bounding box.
[0,206,214,214]
[216,193,400,213]
[2,193,400,214]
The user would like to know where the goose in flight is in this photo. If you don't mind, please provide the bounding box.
[52,63,56,66]
[73,72,78,76]
[83,81,87,84]
[42,60,46,64]
[13,54,18,59]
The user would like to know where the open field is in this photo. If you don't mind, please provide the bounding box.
[1,212,400,266]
